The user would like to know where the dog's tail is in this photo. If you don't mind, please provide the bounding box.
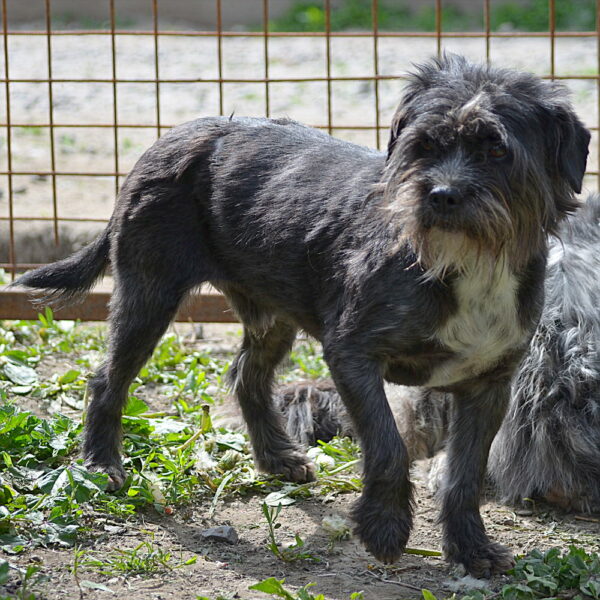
[275,380,353,446]
[10,222,112,306]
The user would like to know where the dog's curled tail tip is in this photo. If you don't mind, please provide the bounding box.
[10,225,111,309]
[9,273,89,310]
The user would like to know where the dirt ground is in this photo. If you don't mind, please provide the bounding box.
[6,325,600,600]
[10,454,600,600]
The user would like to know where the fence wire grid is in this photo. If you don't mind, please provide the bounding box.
[1,0,600,319]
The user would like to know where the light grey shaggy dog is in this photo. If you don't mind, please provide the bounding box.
[489,194,600,513]
[276,195,600,513]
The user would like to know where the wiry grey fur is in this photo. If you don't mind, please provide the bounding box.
[276,382,450,462]
[489,195,600,513]
[11,55,590,577]
[279,196,600,514]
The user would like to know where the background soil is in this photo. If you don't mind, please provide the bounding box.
[7,325,600,600]
[15,481,600,600]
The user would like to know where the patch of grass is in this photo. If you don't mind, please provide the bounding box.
[4,314,597,600]
[504,546,600,600]
[15,127,44,139]
[268,0,479,33]
[52,12,134,30]
[0,559,46,600]
[286,341,330,380]
[120,137,139,153]
[0,312,361,556]
[268,0,596,32]
[58,133,77,151]
[421,546,600,600]
[80,531,196,577]
[491,0,596,32]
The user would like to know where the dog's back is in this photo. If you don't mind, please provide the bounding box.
[13,116,386,324]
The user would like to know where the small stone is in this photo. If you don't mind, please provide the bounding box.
[103,524,127,535]
[515,508,533,516]
[445,574,490,591]
[199,525,239,545]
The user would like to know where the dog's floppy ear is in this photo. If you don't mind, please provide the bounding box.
[387,108,407,161]
[548,104,590,194]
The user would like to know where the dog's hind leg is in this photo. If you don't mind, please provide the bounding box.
[228,320,316,483]
[439,380,515,577]
[84,277,188,489]
[324,347,413,564]
[83,270,193,490]
[80,174,221,488]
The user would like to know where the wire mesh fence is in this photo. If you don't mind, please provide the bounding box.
[1,0,599,319]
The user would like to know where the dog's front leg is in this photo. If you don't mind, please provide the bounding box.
[439,379,515,578]
[325,347,413,563]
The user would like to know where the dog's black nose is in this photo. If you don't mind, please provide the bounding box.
[429,186,461,210]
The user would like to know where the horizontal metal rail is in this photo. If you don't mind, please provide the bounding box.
[0,289,237,323]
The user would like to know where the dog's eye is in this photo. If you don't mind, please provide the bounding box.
[489,144,507,158]
[420,140,434,152]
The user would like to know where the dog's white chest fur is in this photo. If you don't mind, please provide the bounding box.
[426,261,524,387]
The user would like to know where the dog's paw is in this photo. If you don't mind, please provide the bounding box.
[85,461,127,491]
[257,450,317,483]
[445,540,515,578]
[351,497,412,563]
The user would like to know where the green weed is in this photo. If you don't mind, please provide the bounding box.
[1,311,362,555]
[249,577,363,600]
[505,546,600,600]
[262,502,319,563]
[491,0,596,32]
[0,559,46,600]
[286,341,330,380]
[81,532,196,577]
[3,314,597,600]
[267,0,477,32]
[195,546,600,599]
[58,133,77,151]
[15,127,44,139]
[420,546,600,600]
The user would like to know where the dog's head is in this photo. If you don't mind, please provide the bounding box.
[383,54,590,276]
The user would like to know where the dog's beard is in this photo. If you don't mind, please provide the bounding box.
[385,181,516,280]
[415,228,498,281]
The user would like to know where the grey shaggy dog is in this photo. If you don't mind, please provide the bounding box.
[277,196,600,515]
[12,55,590,577]
[490,195,600,513]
